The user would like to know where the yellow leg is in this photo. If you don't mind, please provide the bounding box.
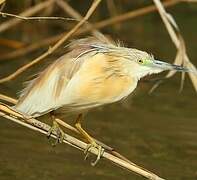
[75,114,104,166]
[75,114,95,144]
[47,114,65,146]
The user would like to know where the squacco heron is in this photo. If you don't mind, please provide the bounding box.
[14,37,189,165]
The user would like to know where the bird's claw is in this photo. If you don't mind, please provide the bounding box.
[47,121,65,146]
[84,142,104,166]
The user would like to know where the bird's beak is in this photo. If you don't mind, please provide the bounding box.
[153,60,189,72]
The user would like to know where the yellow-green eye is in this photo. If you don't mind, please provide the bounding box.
[137,59,144,64]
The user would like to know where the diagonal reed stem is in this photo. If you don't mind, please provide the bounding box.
[0,102,165,180]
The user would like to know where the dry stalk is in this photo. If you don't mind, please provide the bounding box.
[0,0,55,33]
[0,0,5,5]
[0,12,78,21]
[0,0,180,81]
[0,101,165,180]
[0,0,102,84]
[151,0,197,93]
[182,0,197,2]
[0,0,179,61]
[0,35,60,60]
[0,38,25,49]
[56,0,109,43]
[0,93,136,164]
[106,0,118,19]
[91,0,180,31]
[0,94,17,104]
[106,0,120,30]
[0,0,180,62]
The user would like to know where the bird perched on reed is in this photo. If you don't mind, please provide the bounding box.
[14,37,189,165]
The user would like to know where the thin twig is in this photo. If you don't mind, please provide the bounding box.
[56,0,109,42]
[0,38,25,49]
[0,0,5,5]
[0,0,102,84]
[91,0,180,32]
[152,0,197,92]
[0,0,180,61]
[0,2,5,12]
[0,93,135,164]
[0,12,78,21]
[106,0,118,18]
[0,94,17,104]
[0,103,165,180]
[181,0,197,2]
[0,0,55,33]
[106,0,120,30]
[0,35,59,60]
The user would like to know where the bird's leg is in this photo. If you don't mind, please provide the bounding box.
[47,113,65,146]
[75,114,104,166]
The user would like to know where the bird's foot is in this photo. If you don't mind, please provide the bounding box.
[47,121,65,146]
[84,141,104,166]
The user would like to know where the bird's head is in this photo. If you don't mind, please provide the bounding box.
[124,48,189,80]
[70,38,191,80]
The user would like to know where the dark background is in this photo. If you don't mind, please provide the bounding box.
[0,1,197,179]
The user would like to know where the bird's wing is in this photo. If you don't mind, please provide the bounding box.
[15,37,115,116]
[15,51,91,117]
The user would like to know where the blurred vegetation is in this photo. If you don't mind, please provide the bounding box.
[0,1,197,180]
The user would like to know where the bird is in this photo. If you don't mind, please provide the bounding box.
[14,37,189,165]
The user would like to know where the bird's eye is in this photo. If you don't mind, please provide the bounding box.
[137,59,144,64]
